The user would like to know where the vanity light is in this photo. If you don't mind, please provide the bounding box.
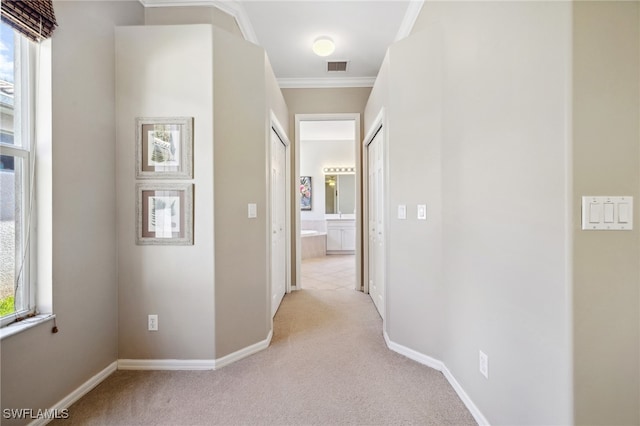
[323,167,355,174]
[313,36,335,57]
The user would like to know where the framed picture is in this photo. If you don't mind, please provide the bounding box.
[136,183,194,245]
[136,117,193,179]
[300,176,312,211]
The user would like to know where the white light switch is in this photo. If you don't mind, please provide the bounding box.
[619,203,630,223]
[417,204,427,220]
[582,196,633,230]
[604,203,615,223]
[397,205,406,220]
[589,202,600,223]
[248,203,257,219]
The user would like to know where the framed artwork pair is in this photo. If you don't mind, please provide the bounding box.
[134,117,194,245]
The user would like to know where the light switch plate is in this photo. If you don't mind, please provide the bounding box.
[248,203,257,219]
[582,196,633,230]
[417,204,427,220]
[398,204,406,220]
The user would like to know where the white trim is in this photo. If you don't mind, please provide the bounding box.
[270,111,292,297]
[139,0,258,44]
[383,332,490,426]
[364,108,385,147]
[215,329,273,369]
[28,361,117,426]
[117,359,216,370]
[117,331,273,371]
[441,365,491,426]
[383,331,443,370]
[278,77,375,89]
[0,314,55,340]
[394,0,425,41]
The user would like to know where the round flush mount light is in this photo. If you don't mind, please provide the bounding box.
[312,36,335,57]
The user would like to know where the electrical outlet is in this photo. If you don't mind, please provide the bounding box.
[479,350,489,379]
[148,314,158,331]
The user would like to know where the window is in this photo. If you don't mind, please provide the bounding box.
[0,21,36,326]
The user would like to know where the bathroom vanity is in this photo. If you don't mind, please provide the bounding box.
[324,169,356,254]
[326,218,355,254]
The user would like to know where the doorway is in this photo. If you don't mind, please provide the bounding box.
[365,124,385,318]
[294,114,362,292]
[271,127,287,317]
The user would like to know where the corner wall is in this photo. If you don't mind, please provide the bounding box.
[213,28,272,358]
[115,25,215,360]
[367,2,574,424]
[0,2,144,423]
[572,2,640,424]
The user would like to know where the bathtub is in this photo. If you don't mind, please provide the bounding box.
[301,230,326,259]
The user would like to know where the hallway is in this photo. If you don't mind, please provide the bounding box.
[53,255,475,425]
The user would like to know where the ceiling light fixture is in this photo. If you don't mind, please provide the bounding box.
[312,36,335,57]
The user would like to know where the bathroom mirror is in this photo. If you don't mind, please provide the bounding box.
[325,173,355,215]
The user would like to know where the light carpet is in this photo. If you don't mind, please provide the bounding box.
[52,255,476,425]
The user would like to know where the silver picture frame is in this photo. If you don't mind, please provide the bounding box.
[136,183,194,245]
[135,117,193,179]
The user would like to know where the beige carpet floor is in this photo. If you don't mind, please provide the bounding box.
[52,255,476,425]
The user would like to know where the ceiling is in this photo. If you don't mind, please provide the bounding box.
[142,0,423,88]
[241,1,418,88]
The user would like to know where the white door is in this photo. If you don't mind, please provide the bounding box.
[368,128,384,318]
[271,129,287,317]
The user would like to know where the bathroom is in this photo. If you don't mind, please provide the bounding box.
[299,119,356,264]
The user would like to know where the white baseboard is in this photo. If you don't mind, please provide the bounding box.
[383,331,490,426]
[215,329,273,369]
[441,364,490,426]
[383,331,445,371]
[117,359,216,370]
[28,361,117,426]
[117,330,274,371]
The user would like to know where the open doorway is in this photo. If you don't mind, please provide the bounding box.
[294,114,362,292]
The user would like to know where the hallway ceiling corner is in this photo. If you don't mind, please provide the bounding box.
[139,0,424,89]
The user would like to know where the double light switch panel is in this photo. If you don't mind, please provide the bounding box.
[581,196,633,230]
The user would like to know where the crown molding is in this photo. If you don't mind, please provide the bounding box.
[138,0,258,44]
[394,0,425,41]
[278,77,375,89]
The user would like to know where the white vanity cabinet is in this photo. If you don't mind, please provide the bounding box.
[326,219,356,253]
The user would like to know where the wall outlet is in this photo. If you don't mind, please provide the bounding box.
[479,350,489,379]
[148,314,158,331]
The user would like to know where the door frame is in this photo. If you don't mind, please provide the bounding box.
[270,111,292,297]
[362,108,386,300]
[294,113,362,291]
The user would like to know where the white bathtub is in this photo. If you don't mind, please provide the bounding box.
[301,229,319,236]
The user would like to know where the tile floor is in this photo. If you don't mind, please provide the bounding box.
[301,254,356,291]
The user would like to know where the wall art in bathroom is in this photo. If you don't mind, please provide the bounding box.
[300,176,312,211]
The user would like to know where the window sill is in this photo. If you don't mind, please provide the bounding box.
[0,314,56,340]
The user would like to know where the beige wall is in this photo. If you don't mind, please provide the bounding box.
[0,2,144,424]
[368,2,574,424]
[573,2,640,424]
[145,6,243,38]
[115,25,216,359]
[282,88,370,142]
[116,14,287,365]
[213,28,282,357]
